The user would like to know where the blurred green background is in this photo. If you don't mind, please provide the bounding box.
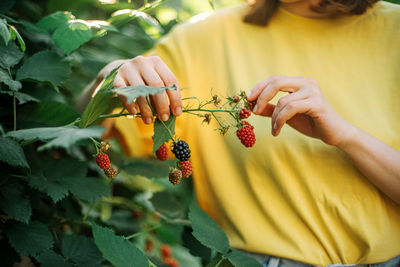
[12,0,242,103]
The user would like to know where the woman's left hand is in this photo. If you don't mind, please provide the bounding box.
[247,75,352,146]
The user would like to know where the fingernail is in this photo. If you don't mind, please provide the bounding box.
[175,107,182,116]
[253,104,258,113]
[145,117,153,124]
[161,114,169,122]
[273,122,277,130]
[247,91,253,99]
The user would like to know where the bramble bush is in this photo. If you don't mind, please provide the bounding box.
[0,0,264,266]
[1,0,399,266]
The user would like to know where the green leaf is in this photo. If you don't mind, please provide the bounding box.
[0,38,23,69]
[52,21,92,54]
[114,84,176,105]
[9,25,26,52]
[16,50,71,90]
[0,180,32,223]
[36,250,73,267]
[4,221,53,256]
[0,68,22,91]
[65,177,111,202]
[61,235,103,266]
[0,19,11,45]
[189,202,230,254]
[182,226,212,262]
[226,249,263,267]
[92,224,148,267]
[0,90,39,104]
[6,126,104,151]
[79,68,119,128]
[152,116,176,153]
[120,158,170,178]
[207,256,234,267]
[0,137,29,168]
[37,11,75,31]
[27,157,109,203]
[25,157,109,203]
[17,101,79,128]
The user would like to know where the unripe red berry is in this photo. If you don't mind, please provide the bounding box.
[145,239,153,252]
[104,165,117,179]
[160,244,172,258]
[163,257,179,267]
[178,161,192,178]
[168,168,182,185]
[156,143,169,161]
[96,153,110,169]
[239,108,251,119]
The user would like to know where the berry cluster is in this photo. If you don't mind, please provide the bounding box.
[155,141,193,186]
[236,106,256,147]
[236,122,256,147]
[95,142,117,179]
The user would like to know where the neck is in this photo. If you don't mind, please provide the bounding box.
[280,1,331,19]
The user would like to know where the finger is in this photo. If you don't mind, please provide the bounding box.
[136,96,154,124]
[247,75,282,101]
[254,76,312,114]
[256,103,276,117]
[270,89,310,124]
[154,59,182,116]
[140,64,170,122]
[114,74,137,115]
[120,66,157,122]
[272,99,311,136]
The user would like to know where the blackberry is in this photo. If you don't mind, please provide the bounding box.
[171,140,191,161]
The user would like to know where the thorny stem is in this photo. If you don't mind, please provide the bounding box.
[125,223,162,240]
[85,107,237,121]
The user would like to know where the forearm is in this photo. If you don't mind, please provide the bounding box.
[75,75,103,113]
[75,59,128,113]
[337,125,400,204]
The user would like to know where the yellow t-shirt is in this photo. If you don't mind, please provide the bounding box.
[113,2,400,265]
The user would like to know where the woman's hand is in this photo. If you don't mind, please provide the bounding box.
[113,56,182,124]
[247,75,352,146]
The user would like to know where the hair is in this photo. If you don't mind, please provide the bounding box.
[243,0,380,26]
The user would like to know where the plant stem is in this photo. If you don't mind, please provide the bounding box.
[215,257,226,267]
[211,113,224,128]
[90,137,100,154]
[125,224,162,240]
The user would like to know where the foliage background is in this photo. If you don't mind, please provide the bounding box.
[0,0,399,266]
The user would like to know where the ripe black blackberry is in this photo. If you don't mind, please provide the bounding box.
[171,140,191,161]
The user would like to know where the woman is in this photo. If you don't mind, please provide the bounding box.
[78,0,400,265]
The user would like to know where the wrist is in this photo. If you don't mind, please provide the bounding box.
[335,121,359,151]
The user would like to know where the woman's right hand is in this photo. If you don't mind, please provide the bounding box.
[112,56,182,124]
